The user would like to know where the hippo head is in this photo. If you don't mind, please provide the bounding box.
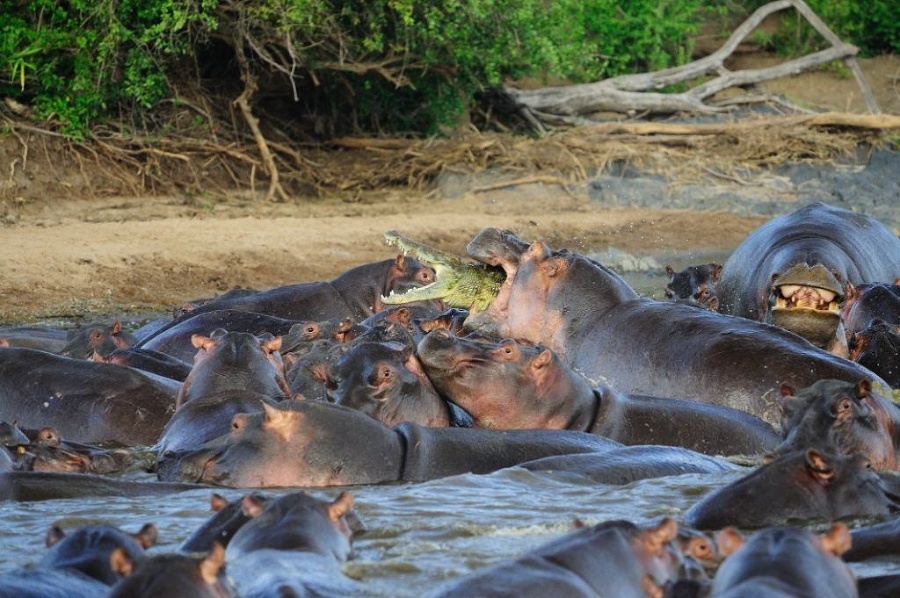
[107,543,234,598]
[664,263,722,311]
[776,378,898,470]
[41,523,158,585]
[848,319,900,388]
[767,263,845,352]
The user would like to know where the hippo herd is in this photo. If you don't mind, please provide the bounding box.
[2,201,900,596]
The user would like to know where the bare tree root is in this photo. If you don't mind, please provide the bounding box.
[504,0,880,130]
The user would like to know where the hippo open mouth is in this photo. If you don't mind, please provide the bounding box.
[769,263,844,348]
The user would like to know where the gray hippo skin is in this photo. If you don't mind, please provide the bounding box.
[0,347,178,445]
[429,517,684,598]
[0,471,206,501]
[716,202,900,355]
[225,491,362,598]
[684,447,900,530]
[418,328,780,456]
[463,229,884,426]
[179,492,272,553]
[711,523,856,598]
[161,399,621,488]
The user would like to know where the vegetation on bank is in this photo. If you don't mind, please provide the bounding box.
[1,0,895,139]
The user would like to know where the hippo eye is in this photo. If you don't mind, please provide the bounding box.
[231,417,244,431]
[418,270,435,284]
[835,398,853,413]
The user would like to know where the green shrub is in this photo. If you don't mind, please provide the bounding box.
[2,0,706,137]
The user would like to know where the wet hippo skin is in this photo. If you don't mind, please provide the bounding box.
[418,329,780,456]
[464,228,886,426]
[160,399,621,488]
[0,347,178,446]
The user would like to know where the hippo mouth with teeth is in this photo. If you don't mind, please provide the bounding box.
[768,262,844,349]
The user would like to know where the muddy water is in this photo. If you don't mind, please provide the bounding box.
[0,467,896,595]
[1,259,898,594]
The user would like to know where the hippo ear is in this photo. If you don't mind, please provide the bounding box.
[191,334,212,350]
[706,296,720,311]
[241,494,267,518]
[199,542,226,584]
[45,525,66,548]
[210,493,229,512]
[132,523,159,549]
[260,334,282,354]
[327,491,355,523]
[643,517,678,554]
[819,522,852,557]
[779,382,795,398]
[710,264,723,282]
[856,379,872,398]
[805,449,835,482]
[665,265,675,279]
[716,527,745,557]
[111,320,123,334]
[532,348,553,370]
[109,547,134,577]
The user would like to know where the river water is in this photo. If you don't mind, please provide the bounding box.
[1,254,898,594]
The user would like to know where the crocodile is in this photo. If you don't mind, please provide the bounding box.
[382,230,505,313]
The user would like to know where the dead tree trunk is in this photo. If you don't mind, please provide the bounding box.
[504,0,880,129]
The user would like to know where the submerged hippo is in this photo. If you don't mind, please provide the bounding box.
[0,347,178,446]
[106,543,235,598]
[715,203,900,355]
[429,517,683,598]
[225,491,363,597]
[684,447,900,530]
[777,378,900,470]
[0,522,158,598]
[179,492,272,553]
[711,523,856,598]
[462,229,883,425]
[417,328,779,455]
[160,399,620,488]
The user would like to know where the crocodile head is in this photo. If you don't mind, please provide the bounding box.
[381,230,505,313]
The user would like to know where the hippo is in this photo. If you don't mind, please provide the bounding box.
[711,523,856,598]
[664,263,721,310]
[104,347,192,381]
[0,325,68,353]
[417,328,780,455]
[0,522,158,598]
[59,319,137,359]
[14,426,133,474]
[683,447,900,530]
[175,286,259,317]
[428,517,683,598]
[843,517,900,562]
[0,471,205,501]
[160,399,621,488]
[225,491,362,597]
[848,320,900,389]
[280,316,367,352]
[176,329,290,409]
[106,543,235,598]
[284,338,344,401]
[139,255,437,347]
[715,203,900,355]
[777,379,900,470]
[462,228,886,425]
[518,445,741,485]
[0,444,13,473]
[326,340,450,427]
[0,347,178,445]
[134,310,302,363]
[842,280,900,334]
[180,492,272,553]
